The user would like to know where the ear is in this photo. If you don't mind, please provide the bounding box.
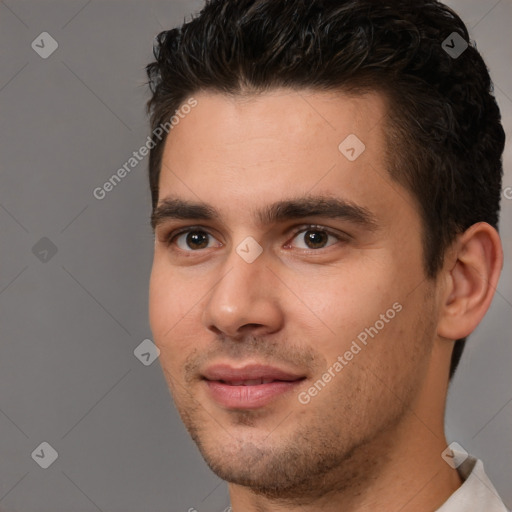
[437,222,503,341]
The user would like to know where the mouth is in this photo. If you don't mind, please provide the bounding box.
[215,378,297,386]
[201,364,307,409]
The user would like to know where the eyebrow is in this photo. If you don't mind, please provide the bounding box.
[151,195,379,232]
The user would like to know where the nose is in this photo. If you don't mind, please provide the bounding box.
[201,245,284,339]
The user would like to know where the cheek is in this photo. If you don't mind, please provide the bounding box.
[149,260,211,381]
[149,277,192,389]
[148,265,167,335]
[287,257,400,334]
[148,262,187,346]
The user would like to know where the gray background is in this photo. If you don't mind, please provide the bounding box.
[0,1,510,511]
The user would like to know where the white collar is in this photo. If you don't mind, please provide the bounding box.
[436,451,509,511]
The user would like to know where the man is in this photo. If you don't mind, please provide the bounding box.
[145,0,509,510]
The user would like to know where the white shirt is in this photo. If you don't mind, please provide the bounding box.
[437,451,510,511]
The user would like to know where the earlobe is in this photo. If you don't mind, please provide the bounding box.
[437,222,503,341]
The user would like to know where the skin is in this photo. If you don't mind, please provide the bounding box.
[148,88,503,512]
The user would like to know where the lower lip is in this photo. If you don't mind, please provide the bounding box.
[204,379,304,409]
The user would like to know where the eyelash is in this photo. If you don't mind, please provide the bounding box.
[162,224,347,253]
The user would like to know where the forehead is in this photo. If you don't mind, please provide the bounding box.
[157,88,413,229]
[163,88,389,159]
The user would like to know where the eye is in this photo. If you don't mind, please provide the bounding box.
[287,225,344,250]
[171,229,221,251]
[163,224,346,254]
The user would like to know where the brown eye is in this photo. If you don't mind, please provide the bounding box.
[186,231,210,249]
[173,230,217,251]
[289,226,342,250]
[303,230,329,249]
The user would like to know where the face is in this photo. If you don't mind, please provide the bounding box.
[149,89,440,498]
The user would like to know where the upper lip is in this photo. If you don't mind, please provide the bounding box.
[202,364,306,382]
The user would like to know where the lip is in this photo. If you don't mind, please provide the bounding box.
[202,363,305,382]
[202,364,306,409]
